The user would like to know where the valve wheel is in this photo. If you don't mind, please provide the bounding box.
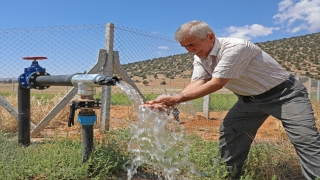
[23,56,47,61]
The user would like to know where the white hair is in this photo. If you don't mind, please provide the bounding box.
[174,21,215,42]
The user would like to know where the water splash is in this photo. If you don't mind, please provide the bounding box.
[116,81,144,112]
[116,81,195,180]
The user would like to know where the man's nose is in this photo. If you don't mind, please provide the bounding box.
[185,47,195,53]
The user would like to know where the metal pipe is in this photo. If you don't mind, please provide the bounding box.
[35,75,74,86]
[18,85,30,146]
[82,125,94,163]
[35,74,119,88]
[71,74,105,87]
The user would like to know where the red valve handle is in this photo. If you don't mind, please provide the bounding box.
[22,56,47,61]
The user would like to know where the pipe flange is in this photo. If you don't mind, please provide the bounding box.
[28,72,51,90]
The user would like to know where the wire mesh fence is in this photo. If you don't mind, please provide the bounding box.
[113,25,188,97]
[1,23,320,132]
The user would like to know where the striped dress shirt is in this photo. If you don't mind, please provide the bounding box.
[191,38,290,96]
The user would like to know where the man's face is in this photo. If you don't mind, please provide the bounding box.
[180,33,215,58]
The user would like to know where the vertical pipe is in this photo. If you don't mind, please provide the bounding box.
[82,125,94,163]
[18,85,30,146]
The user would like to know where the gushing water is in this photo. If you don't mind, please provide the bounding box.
[116,81,195,180]
[116,81,144,112]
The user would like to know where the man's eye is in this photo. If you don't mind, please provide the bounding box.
[182,44,196,48]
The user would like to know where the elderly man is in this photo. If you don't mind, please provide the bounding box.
[145,21,320,179]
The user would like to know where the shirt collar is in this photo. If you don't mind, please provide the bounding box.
[198,38,220,60]
[209,38,220,57]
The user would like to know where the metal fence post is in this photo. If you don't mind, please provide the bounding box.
[203,94,210,118]
[308,78,311,99]
[295,73,300,81]
[317,80,320,101]
[100,23,114,131]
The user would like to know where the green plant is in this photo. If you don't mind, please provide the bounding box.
[0,133,89,179]
[160,80,167,85]
[88,128,132,178]
[0,129,133,179]
[186,135,230,179]
[242,141,303,180]
[142,80,149,85]
[0,128,314,179]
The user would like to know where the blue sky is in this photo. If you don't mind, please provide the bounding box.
[1,0,320,43]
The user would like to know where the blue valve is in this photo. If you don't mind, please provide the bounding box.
[18,56,49,89]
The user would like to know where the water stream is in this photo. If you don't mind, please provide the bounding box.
[116,81,195,180]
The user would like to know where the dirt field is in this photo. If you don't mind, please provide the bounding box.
[37,105,287,143]
[135,106,285,141]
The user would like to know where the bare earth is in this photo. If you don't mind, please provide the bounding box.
[37,106,287,143]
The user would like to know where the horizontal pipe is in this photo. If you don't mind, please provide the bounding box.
[71,74,104,87]
[34,74,119,87]
[35,75,74,86]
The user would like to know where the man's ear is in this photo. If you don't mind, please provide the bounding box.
[208,33,215,42]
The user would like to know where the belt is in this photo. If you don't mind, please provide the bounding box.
[237,75,295,102]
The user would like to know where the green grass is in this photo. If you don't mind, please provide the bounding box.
[0,129,132,179]
[94,93,237,111]
[0,92,62,99]
[310,92,320,101]
[191,93,238,111]
[1,91,236,111]
[0,132,89,179]
[0,92,16,97]
[0,92,315,179]
[0,129,306,179]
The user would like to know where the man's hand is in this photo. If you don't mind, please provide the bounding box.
[144,94,182,109]
[142,102,168,110]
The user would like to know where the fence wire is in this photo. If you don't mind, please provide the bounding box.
[0,24,319,130]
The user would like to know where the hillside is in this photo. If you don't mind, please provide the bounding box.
[121,32,320,85]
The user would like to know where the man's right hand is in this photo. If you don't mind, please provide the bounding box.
[146,94,182,107]
[141,103,167,110]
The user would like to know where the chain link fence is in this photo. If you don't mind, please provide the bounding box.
[0,24,191,95]
[1,23,320,132]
